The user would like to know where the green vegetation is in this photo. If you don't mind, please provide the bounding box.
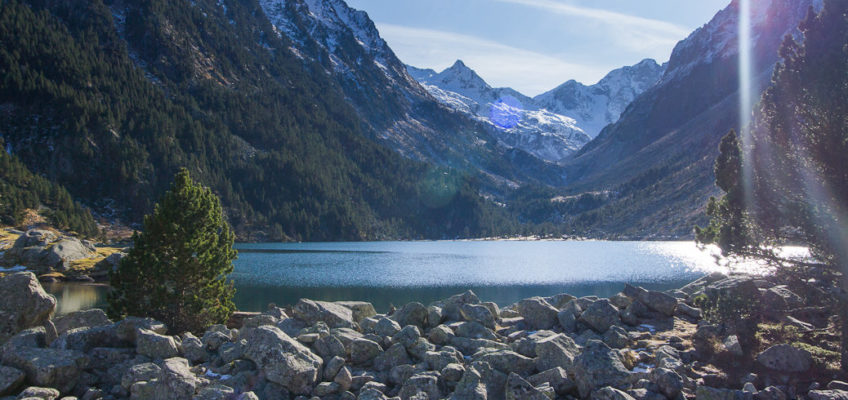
[0,0,515,241]
[697,0,848,369]
[0,138,99,237]
[108,169,237,333]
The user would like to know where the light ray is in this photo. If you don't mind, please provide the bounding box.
[738,0,756,209]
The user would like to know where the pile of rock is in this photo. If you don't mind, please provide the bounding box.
[0,271,842,400]
[1,229,123,282]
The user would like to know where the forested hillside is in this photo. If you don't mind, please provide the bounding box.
[0,0,515,241]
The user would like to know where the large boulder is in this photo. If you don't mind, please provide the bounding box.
[808,390,848,400]
[451,366,488,400]
[242,326,323,395]
[392,302,429,331]
[472,349,536,375]
[705,277,760,303]
[535,333,580,372]
[51,309,111,336]
[443,291,481,322]
[153,357,199,400]
[460,303,497,330]
[593,386,637,400]
[755,344,813,372]
[517,297,559,330]
[642,291,678,317]
[651,368,683,399]
[43,238,96,271]
[0,365,25,396]
[292,299,357,329]
[0,272,56,344]
[573,340,631,398]
[0,346,88,393]
[136,329,180,359]
[373,343,411,371]
[351,338,383,365]
[696,386,750,400]
[580,299,621,333]
[399,372,441,400]
[335,301,377,323]
[505,372,550,400]
[528,367,575,396]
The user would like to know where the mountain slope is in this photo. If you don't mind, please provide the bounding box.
[534,58,667,139]
[258,0,566,187]
[555,0,824,238]
[0,0,518,241]
[408,59,665,164]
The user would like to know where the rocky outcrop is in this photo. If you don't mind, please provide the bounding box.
[0,272,56,344]
[242,326,323,395]
[2,230,96,273]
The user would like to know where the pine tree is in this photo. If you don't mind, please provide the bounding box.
[698,0,848,370]
[108,168,237,333]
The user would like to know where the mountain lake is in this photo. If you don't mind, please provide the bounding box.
[44,240,754,315]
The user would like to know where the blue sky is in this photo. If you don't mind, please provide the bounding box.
[347,0,730,95]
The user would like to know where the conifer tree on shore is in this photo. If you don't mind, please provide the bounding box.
[108,168,237,333]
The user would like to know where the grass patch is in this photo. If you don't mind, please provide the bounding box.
[0,228,21,250]
[68,246,124,271]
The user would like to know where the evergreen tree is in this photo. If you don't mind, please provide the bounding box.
[108,168,237,333]
[698,0,848,369]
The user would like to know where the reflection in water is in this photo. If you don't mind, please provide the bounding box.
[44,241,783,314]
[43,282,109,315]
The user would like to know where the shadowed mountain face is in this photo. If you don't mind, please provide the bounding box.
[258,0,568,187]
[554,0,824,238]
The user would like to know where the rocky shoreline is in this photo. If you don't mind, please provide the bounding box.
[0,267,844,400]
[1,229,125,283]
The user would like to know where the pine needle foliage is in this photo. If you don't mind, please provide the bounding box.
[108,168,237,333]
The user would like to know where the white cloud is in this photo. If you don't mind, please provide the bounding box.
[493,0,690,53]
[376,24,612,96]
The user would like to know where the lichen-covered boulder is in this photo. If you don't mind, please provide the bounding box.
[391,302,429,331]
[0,272,55,344]
[51,309,111,336]
[756,344,812,372]
[517,297,559,330]
[136,329,180,359]
[505,372,550,400]
[153,357,199,400]
[472,349,536,375]
[0,365,25,396]
[242,326,323,395]
[292,299,357,329]
[580,299,621,333]
[0,346,88,393]
[443,291,481,322]
[535,333,580,372]
[573,340,631,398]
[351,338,384,365]
[460,303,497,330]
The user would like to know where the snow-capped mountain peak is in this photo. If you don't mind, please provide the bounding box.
[408,61,591,163]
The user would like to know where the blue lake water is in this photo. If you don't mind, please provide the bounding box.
[48,240,723,314]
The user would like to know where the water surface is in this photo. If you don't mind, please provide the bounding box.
[47,240,722,314]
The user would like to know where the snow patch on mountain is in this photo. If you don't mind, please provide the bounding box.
[408,58,665,163]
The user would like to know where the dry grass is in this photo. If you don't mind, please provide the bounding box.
[0,227,21,250]
[68,246,125,272]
